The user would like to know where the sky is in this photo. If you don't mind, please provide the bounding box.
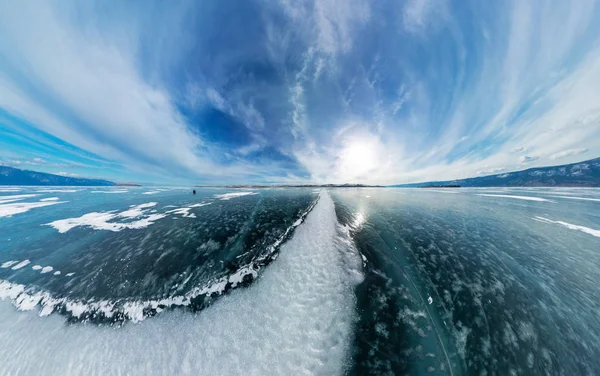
[0,0,599,185]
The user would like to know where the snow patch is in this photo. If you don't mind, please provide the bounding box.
[1,261,18,268]
[548,196,600,203]
[118,202,157,218]
[214,192,257,200]
[46,203,166,233]
[0,200,66,218]
[91,190,128,194]
[534,216,600,238]
[0,194,38,203]
[35,189,79,193]
[166,202,211,218]
[11,260,30,270]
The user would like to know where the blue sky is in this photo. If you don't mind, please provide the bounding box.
[0,0,599,185]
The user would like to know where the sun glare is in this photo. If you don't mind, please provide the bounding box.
[338,140,379,180]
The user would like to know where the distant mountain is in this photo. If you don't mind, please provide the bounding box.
[0,166,115,186]
[392,157,600,187]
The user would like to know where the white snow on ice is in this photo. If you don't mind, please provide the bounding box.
[45,201,213,232]
[118,202,158,218]
[90,190,129,194]
[39,197,60,202]
[35,189,79,193]
[166,202,211,218]
[0,193,363,375]
[546,195,600,203]
[0,194,38,203]
[11,260,30,270]
[476,194,553,202]
[534,216,600,238]
[46,203,166,233]
[214,192,257,200]
[0,200,65,218]
[40,266,54,274]
[1,261,18,269]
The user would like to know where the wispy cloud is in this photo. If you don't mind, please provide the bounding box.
[519,156,539,164]
[549,148,589,160]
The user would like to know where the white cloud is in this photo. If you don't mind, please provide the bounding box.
[391,85,411,115]
[277,0,371,56]
[402,0,448,34]
[205,88,228,112]
[549,148,588,160]
[519,155,539,164]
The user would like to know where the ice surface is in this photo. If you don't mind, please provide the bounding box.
[214,192,257,200]
[423,189,460,194]
[0,192,363,375]
[39,197,60,201]
[534,216,600,238]
[475,194,553,202]
[0,196,319,323]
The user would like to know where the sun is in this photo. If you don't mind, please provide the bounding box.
[338,140,379,180]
